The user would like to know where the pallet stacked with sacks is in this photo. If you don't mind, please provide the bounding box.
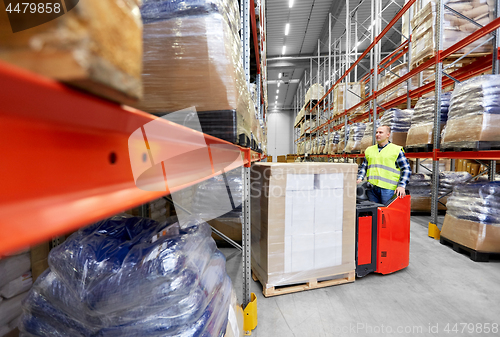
[0,0,268,335]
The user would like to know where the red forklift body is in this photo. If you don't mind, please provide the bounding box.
[375,195,411,274]
[356,195,411,277]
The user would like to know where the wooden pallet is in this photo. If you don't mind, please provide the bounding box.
[411,52,491,70]
[441,141,500,152]
[404,144,433,153]
[252,269,355,297]
[440,236,500,262]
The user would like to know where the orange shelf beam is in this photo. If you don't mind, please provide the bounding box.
[0,61,262,256]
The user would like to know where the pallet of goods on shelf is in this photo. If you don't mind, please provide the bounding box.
[332,82,365,116]
[304,83,324,105]
[137,0,257,148]
[378,63,412,106]
[345,123,367,153]
[0,0,143,105]
[406,173,447,212]
[250,163,356,297]
[410,0,494,70]
[19,215,238,336]
[336,124,350,153]
[441,181,500,259]
[359,120,380,153]
[380,108,413,147]
[441,75,500,151]
[405,92,451,151]
[327,131,340,155]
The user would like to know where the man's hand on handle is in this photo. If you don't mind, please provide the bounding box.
[356,179,362,184]
[395,186,406,198]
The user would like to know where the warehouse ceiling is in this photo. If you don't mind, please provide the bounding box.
[266,0,405,112]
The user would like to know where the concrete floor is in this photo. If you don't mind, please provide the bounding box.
[219,215,500,337]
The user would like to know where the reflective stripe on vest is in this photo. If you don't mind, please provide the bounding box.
[365,143,402,190]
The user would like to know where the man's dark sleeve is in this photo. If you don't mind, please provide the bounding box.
[396,150,411,188]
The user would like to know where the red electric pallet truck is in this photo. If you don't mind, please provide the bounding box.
[355,183,411,277]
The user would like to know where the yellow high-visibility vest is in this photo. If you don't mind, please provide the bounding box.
[365,143,402,190]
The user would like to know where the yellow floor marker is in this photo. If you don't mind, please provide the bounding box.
[243,293,257,335]
[428,222,441,240]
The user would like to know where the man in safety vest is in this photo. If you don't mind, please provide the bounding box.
[356,125,411,204]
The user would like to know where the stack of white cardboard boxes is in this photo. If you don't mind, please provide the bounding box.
[251,163,356,289]
[284,173,344,273]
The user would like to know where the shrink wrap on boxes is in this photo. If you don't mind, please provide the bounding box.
[333,83,365,116]
[442,75,500,147]
[20,216,233,336]
[406,93,451,147]
[410,0,493,69]
[345,123,367,153]
[137,0,254,146]
[0,0,143,104]
[442,182,500,252]
[250,163,356,288]
[359,120,380,153]
[305,84,324,104]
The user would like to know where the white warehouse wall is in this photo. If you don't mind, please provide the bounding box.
[266,110,294,158]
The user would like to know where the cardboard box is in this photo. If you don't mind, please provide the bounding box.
[391,132,408,147]
[267,156,273,163]
[277,155,287,163]
[441,214,500,253]
[456,159,463,171]
[466,163,472,173]
[208,218,242,242]
[0,0,143,104]
[31,259,49,282]
[251,163,356,288]
[470,163,480,176]
[411,196,447,212]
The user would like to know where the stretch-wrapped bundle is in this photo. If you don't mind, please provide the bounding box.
[20,216,232,337]
[442,75,500,147]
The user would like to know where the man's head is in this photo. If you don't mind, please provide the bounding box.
[376,125,391,145]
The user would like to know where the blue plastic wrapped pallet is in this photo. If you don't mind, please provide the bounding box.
[441,182,500,253]
[19,215,233,337]
[135,0,256,147]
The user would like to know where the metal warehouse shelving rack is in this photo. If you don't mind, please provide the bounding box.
[0,0,266,332]
[294,0,500,239]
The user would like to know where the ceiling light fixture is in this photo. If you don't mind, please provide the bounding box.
[276,95,278,99]
[277,82,281,87]
[282,45,286,55]
[289,0,294,8]
[279,73,282,78]
[277,90,279,93]
[285,23,290,35]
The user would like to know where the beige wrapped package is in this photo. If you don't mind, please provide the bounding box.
[345,123,366,153]
[136,2,255,146]
[410,0,493,69]
[441,214,500,253]
[333,82,365,116]
[250,163,356,290]
[0,0,143,104]
[442,75,500,147]
[305,84,325,104]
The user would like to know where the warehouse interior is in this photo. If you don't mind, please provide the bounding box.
[1,0,500,336]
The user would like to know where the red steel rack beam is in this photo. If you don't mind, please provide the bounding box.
[0,61,262,256]
[250,0,260,74]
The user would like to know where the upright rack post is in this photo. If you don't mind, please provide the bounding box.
[241,0,250,84]
[429,0,444,240]
[489,0,500,181]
